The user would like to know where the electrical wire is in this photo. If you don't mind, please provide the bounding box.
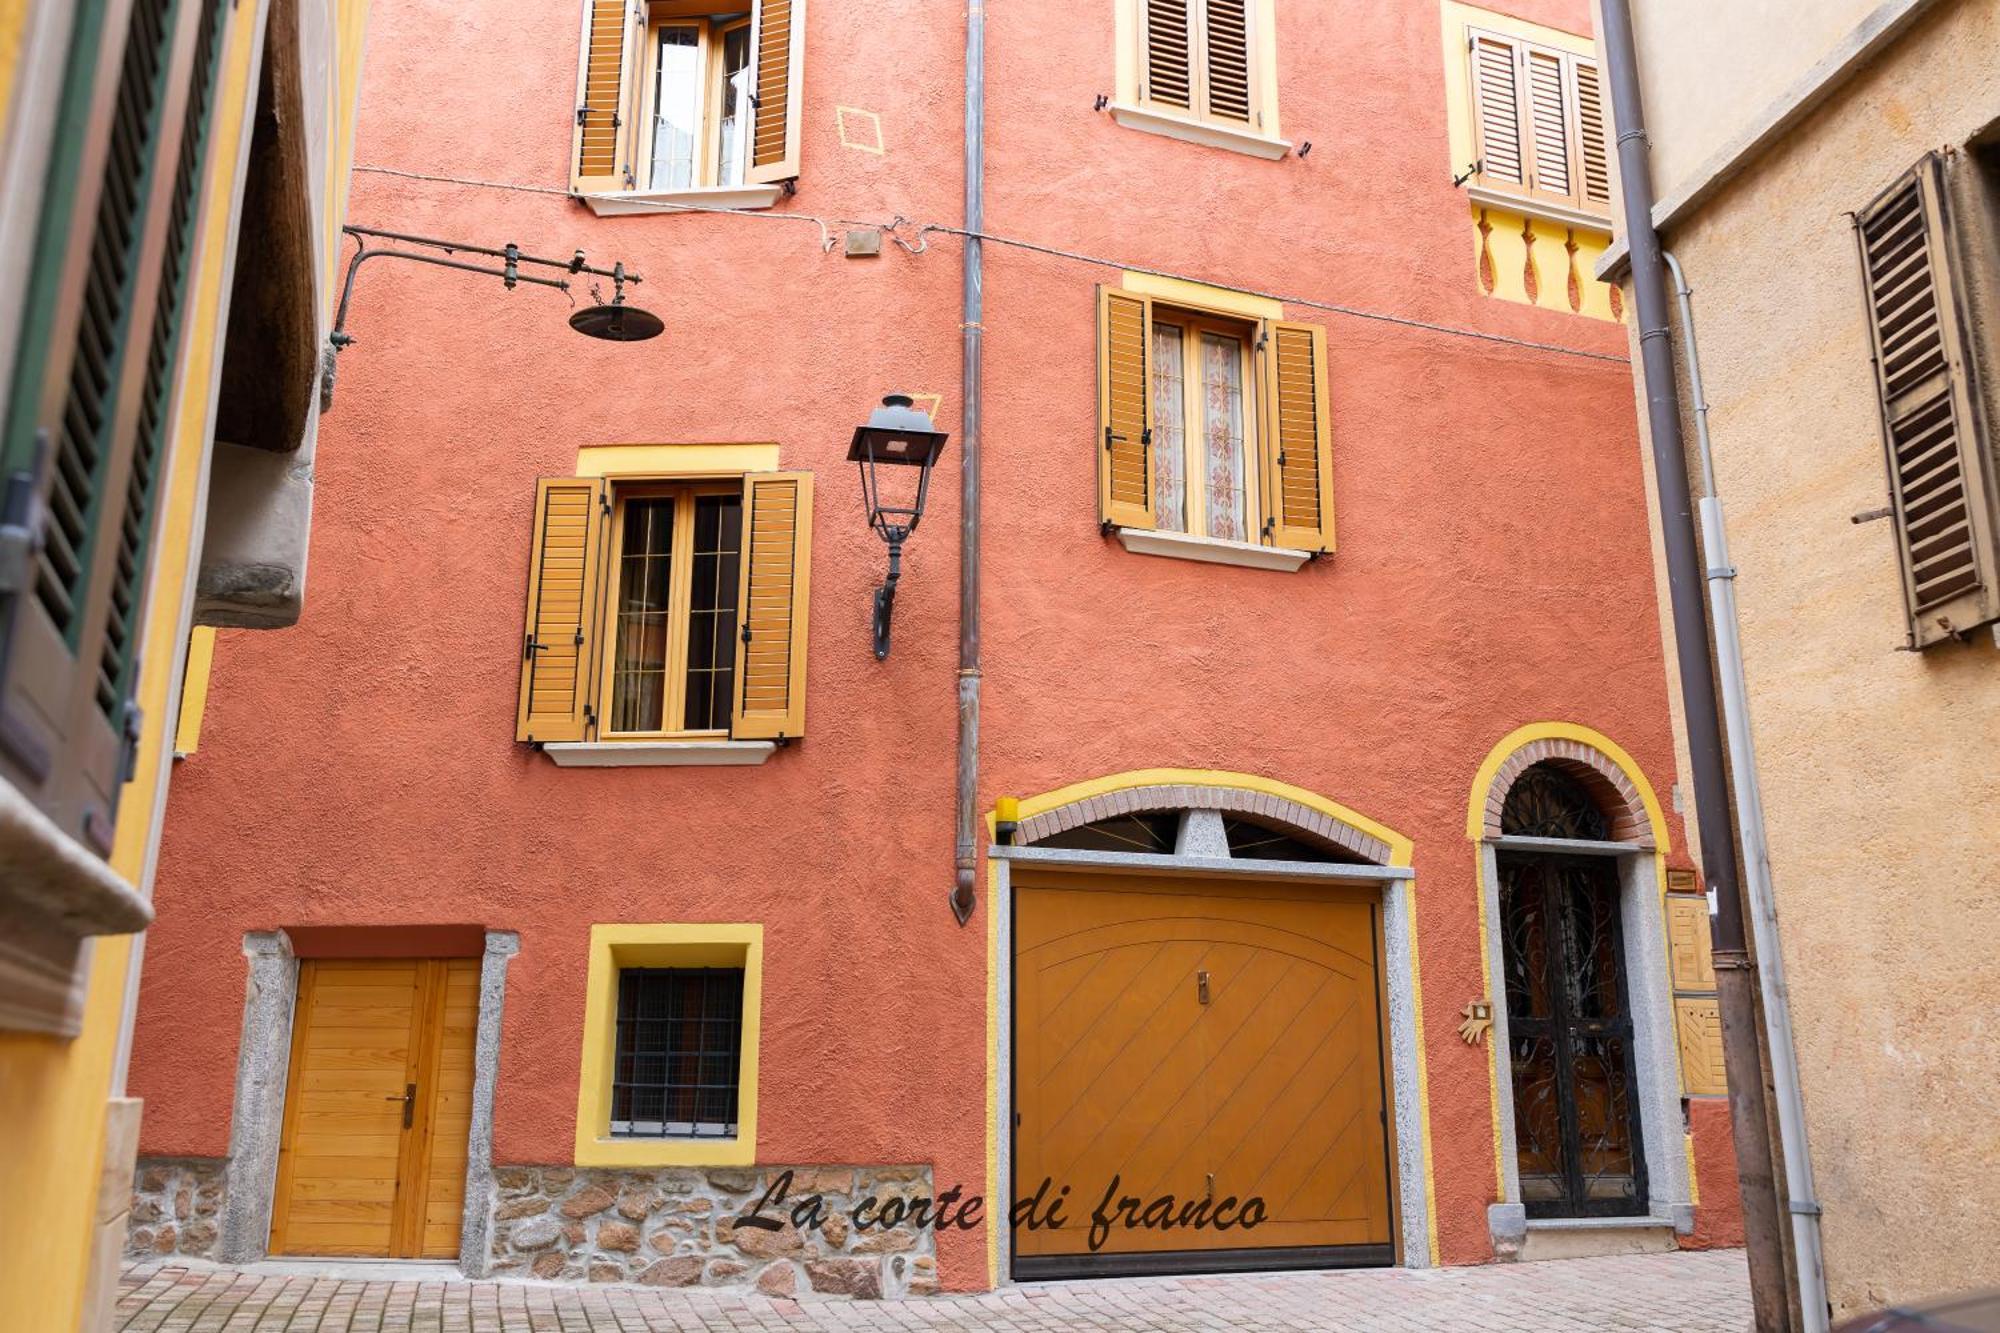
[352,163,1631,366]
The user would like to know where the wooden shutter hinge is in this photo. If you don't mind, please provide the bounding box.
[117,701,143,784]
[0,466,44,596]
[523,634,540,660]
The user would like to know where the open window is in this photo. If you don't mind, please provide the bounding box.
[515,471,811,747]
[1097,287,1333,563]
[572,0,804,207]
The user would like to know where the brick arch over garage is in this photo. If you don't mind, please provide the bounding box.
[1472,728,1665,848]
[1016,779,1397,864]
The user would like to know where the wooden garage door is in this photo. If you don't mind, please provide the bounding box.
[1014,871,1394,1277]
[270,958,479,1257]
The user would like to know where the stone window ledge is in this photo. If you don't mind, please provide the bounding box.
[1465,183,1612,235]
[578,185,786,218]
[0,781,153,1036]
[543,741,775,768]
[1108,103,1292,160]
[1114,526,1313,571]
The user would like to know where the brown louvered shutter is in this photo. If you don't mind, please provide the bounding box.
[1142,0,1194,111]
[732,472,812,740]
[1470,33,1524,187]
[573,0,637,191]
[1523,47,1570,200]
[746,0,805,185]
[1201,0,1251,124]
[1575,59,1611,210]
[1856,154,2000,648]
[1261,321,1335,553]
[516,478,607,743]
[1097,288,1156,531]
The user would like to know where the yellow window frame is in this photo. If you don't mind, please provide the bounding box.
[633,6,753,190]
[1150,303,1264,542]
[595,480,742,741]
[574,923,763,1167]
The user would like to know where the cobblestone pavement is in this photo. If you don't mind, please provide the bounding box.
[117,1249,1749,1331]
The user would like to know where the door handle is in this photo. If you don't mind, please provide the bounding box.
[1197,970,1210,1005]
[385,1082,415,1129]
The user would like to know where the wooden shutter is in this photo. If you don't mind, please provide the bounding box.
[572,0,639,191]
[1665,896,1715,991]
[1097,288,1156,531]
[1201,0,1251,124]
[0,0,205,857]
[515,478,607,744]
[1856,155,2000,648]
[1523,46,1570,200]
[1470,33,1524,187]
[1142,0,1194,111]
[1575,58,1611,209]
[732,472,811,741]
[745,0,805,185]
[1261,321,1335,552]
[1674,998,1727,1096]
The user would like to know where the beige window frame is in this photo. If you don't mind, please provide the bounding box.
[597,480,743,741]
[633,9,755,191]
[1150,305,1263,542]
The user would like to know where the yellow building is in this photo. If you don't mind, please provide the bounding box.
[0,0,368,1325]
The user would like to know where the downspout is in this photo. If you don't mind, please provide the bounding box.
[950,0,984,926]
[1595,4,1790,1329]
[1667,251,1828,1333]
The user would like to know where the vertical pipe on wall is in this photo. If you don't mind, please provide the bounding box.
[1668,252,1828,1333]
[951,0,984,926]
[1595,4,1789,1329]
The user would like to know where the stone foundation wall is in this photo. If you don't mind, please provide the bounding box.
[126,1158,227,1260]
[485,1165,939,1297]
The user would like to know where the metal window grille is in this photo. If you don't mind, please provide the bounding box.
[611,967,743,1138]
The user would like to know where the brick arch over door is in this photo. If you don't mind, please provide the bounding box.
[1481,737,1655,846]
[1016,781,1397,865]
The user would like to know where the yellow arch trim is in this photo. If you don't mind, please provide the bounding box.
[1464,722,1683,1208]
[1011,767,1415,866]
[1464,722,1669,849]
[986,768,1431,1278]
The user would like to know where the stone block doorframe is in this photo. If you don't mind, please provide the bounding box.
[213,927,517,1268]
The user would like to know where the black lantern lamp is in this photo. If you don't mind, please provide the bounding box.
[848,394,949,659]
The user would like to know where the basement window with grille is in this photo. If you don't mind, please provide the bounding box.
[610,967,745,1138]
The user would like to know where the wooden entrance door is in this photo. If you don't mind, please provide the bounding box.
[270,958,479,1257]
[1014,871,1395,1278]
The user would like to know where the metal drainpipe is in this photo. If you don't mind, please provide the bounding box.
[1667,251,1829,1333]
[1595,3,1789,1329]
[950,0,984,926]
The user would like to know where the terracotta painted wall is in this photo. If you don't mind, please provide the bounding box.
[130,0,1738,1288]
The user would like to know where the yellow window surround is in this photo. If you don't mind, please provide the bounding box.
[575,442,779,478]
[574,923,763,1167]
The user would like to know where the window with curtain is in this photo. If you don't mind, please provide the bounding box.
[606,485,742,735]
[1148,308,1256,543]
[641,12,754,190]
[611,967,744,1137]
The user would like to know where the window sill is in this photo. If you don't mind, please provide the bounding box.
[578,184,786,217]
[543,741,776,767]
[1114,527,1314,571]
[0,781,154,1036]
[575,1135,754,1168]
[1465,183,1611,235]
[1108,103,1291,160]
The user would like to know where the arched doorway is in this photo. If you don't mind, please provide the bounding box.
[1496,763,1646,1218]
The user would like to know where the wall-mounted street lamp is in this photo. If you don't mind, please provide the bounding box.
[848,394,949,660]
[321,225,661,410]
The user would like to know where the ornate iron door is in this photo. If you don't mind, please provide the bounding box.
[1499,852,1647,1217]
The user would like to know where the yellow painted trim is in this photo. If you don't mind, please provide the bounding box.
[574,442,780,478]
[1464,722,1691,1211]
[573,923,762,1167]
[174,627,216,755]
[1120,271,1283,323]
[987,768,1429,1274]
[985,851,1000,1287]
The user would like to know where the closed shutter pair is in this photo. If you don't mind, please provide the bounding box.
[573,0,805,191]
[1142,0,1254,126]
[1097,289,1336,553]
[0,0,226,862]
[516,474,812,743]
[1469,30,1611,214]
[1855,152,2000,649]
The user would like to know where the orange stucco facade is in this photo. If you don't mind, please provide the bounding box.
[128,0,1742,1292]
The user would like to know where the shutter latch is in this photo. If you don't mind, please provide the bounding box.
[0,443,48,596]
